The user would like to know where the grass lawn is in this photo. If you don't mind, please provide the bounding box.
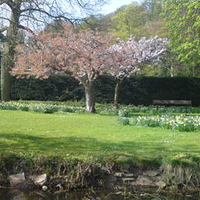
[0,110,200,163]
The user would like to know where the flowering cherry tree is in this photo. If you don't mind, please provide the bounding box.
[65,30,112,113]
[108,36,169,108]
[12,24,113,113]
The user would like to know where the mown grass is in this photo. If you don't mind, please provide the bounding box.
[0,110,199,165]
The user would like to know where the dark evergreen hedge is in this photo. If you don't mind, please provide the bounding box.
[10,75,200,106]
[11,74,84,101]
[120,77,200,106]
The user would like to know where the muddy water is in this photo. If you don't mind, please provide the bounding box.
[0,189,199,200]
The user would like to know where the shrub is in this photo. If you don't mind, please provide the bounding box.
[18,105,29,111]
[118,118,130,125]
[43,105,59,114]
[0,102,18,110]
[118,109,129,117]
[132,115,200,132]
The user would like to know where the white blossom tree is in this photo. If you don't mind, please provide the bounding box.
[108,36,169,108]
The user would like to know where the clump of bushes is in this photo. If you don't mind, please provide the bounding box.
[118,118,130,125]
[0,101,85,114]
[118,109,129,117]
[131,115,200,132]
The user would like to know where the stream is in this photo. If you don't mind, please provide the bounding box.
[0,189,199,200]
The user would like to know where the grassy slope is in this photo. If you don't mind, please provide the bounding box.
[0,110,199,163]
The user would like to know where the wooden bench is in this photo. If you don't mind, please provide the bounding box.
[153,100,192,112]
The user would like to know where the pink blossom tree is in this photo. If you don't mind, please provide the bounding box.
[107,36,169,108]
[12,24,113,113]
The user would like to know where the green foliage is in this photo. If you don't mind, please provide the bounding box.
[43,105,59,114]
[81,14,113,32]
[132,115,200,132]
[43,19,64,33]
[94,75,115,103]
[18,104,29,111]
[11,74,84,101]
[112,3,146,39]
[118,117,130,125]
[0,103,18,110]
[118,109,129,117]
[0,101,86,114]
[109,0,167,40]
[120,77,200,106]
[163,0,200,73]
[1,101,200,117]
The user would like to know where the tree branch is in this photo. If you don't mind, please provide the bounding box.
[18,24,36,35]
[0,0,9,5]
[0,0,12,8]
[0,16,12,23]
[0,26,8,33]
[21,8,73,21]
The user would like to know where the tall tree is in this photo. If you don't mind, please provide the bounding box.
[143,0,163,21]
[81,14,113,32]
[0,0,106,101]
[111,3,146,40]
[141,0,167,38]
[110,0,167,41]
[12,24,113,113]
[163,0,200,76]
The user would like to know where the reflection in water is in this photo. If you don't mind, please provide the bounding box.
[0,189,199,200]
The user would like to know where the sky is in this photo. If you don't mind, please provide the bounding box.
[101,0,143,14]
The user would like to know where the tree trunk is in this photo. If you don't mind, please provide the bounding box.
[1,9,20,101]
[114,80,121,109]
[170,65,174,77]
[85,81,96,113]
[1,44,11,101]
[0,52,1,100]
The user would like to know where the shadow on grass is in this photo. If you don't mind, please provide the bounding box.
[0,133,199,158]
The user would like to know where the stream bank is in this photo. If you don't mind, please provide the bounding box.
[0,188,200,200]
[0,154,199,193]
